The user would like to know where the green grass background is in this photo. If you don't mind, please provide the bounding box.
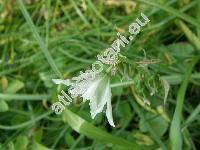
[0,0,200,149]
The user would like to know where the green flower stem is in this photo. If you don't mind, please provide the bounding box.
[130,86,170,123]
[129,99,167,150]
[111,80,135,88]
[111,73,200,88]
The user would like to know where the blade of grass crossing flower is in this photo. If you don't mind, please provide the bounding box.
[16,0,62,77]
[62,109,140,149]
[169,58,198,150]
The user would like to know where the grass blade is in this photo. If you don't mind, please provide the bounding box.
[136,0,200,29]
[0,93,50,101]
[70,0,91,27]
[176,20,200,52]
[16,0,62,77]
[169,58,198,150]
[0,111,52,130]
[182,104,200,131]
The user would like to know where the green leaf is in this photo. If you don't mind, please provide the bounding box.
[62,109,141,149]
[7,142,15,150]
[0,76,8,90]
[31,141,50,150]
[65,133,75,147]
[0,100,8,112]
[111,76,123,96]
[33,128,43,142]
[117,101,132,124]
[14,136,28,150]
[139,113,169,137]
[166,43,195,59]
[133,132,154,146]
[5,79,24,94]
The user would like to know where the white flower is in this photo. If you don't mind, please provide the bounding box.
[52,74,115,127]
[79,74,115,127]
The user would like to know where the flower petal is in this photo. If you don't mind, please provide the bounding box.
[105,79,115,127]
[89,75,110,119]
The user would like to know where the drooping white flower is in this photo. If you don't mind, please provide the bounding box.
[52,74,115,127]
[79,74,115,127]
